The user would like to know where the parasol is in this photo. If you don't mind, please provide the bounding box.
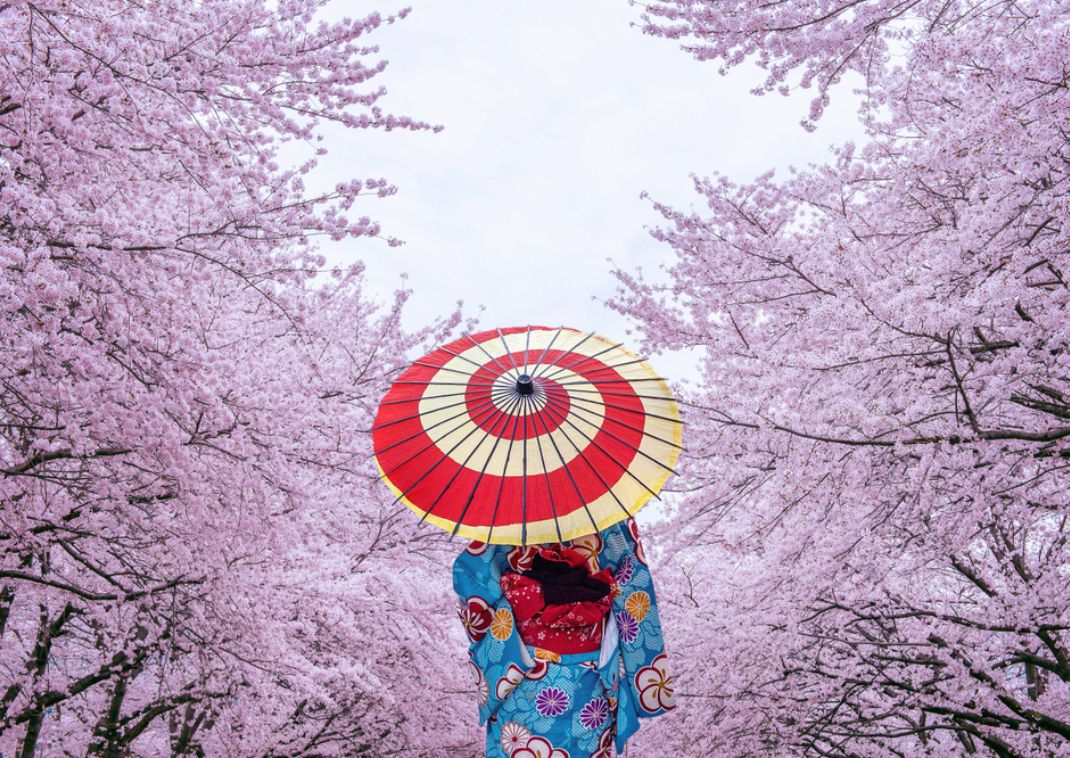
[371,325,683,545]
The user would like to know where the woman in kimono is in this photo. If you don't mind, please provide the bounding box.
[453,518,674,758]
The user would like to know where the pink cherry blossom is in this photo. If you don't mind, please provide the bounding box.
[0,1,466,755]
[614,1,1070,755]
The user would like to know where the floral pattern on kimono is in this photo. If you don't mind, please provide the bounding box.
[453,519,674,757]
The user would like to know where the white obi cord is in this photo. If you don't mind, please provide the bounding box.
[598,611,619,669]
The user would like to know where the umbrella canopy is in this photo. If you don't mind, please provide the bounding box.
[371,325,683,545]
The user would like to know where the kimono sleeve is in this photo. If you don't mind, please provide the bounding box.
[452,541,536,726]
[596,520,676,752]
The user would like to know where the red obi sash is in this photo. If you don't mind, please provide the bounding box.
[500,545,616,655]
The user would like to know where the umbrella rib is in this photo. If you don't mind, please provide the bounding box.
[417,394,523,526]
[535,395,634,521]
[497,327,523,376]
[566,386,689,410]
[563,390,685,427]
[408,360,494,378]
[530,331,596,381]
[541,391,679,478]
[529,400,600,536]
[371,393,503,460]
[523,325,532,376]
[378,391,507,408]
[519,393,531,545]
[542,357,649,379]
[468,333,520,382]
[557,377,668,385]
[563,395,684,449]
[436,344,497,372]
[531,404,564,544]
[483,394,527,545]
[372,394,493,432]
[536,341,624,382]
[391,379,498,387]
[540,392,671,501]
[377,396,513,507]
[529,326,565,378]
[451,393,525,540]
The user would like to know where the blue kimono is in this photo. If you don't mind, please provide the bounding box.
[453,519,674,758]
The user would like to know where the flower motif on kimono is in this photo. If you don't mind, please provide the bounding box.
[500,722,531,753]
[534,685,570,717]
[495,663,525,700]
[466,540,489,556]
[533,647,561,663]
[624,590,650,621]
[507,544,539,572]
[626,518,648,566]
[470,659,488,707]
[615,554,634,586]
[460,596,493,643]
[511,735,570,758]
[490,607,514,641]
[635,653,675,713]
[614,610,639,644]
[570,533,603,567]
[590,727,614,758]
[525,658,550,681]
[578,696,609,730]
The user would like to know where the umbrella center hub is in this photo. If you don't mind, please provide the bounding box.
[515,374,535,396]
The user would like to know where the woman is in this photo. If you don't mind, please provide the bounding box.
[453,519,674,758]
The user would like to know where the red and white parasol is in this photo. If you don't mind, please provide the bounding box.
[371,325,683,545]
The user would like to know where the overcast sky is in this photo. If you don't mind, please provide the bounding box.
[301,0,864,387]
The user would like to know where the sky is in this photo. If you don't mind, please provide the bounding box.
[298,0,866,388]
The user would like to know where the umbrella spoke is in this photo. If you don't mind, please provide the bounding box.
[541,391,679,478]
[378,384,516,407]
[531,404,564,544]
[437,343,497,372]
[417,394,523,526]
[540,392,673,501]
[564,396,684,449]
[518,394,532,545]
[497,327,523,375]
[380,396,514,508]
[530,400,601,535]
[377,389,474,407]
[522,325,532,376]
[530,331,596,381]
[537,394,634,521]
[557,377,668,385]
[451,394,525,540]
[372,394,484,432]
[468,332,520,382]
[539,357,650,381]
[563,390,685,427]
[408,360,492,377]
[371,393,502,459]
[483,393,527,544]
[529,326,565,379]
[539,340,624,381]
[391,379,498,387]
[565,386,687,409]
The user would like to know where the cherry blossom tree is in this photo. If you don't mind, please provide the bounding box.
[0,1,472,755]
[613,1,1070,755]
